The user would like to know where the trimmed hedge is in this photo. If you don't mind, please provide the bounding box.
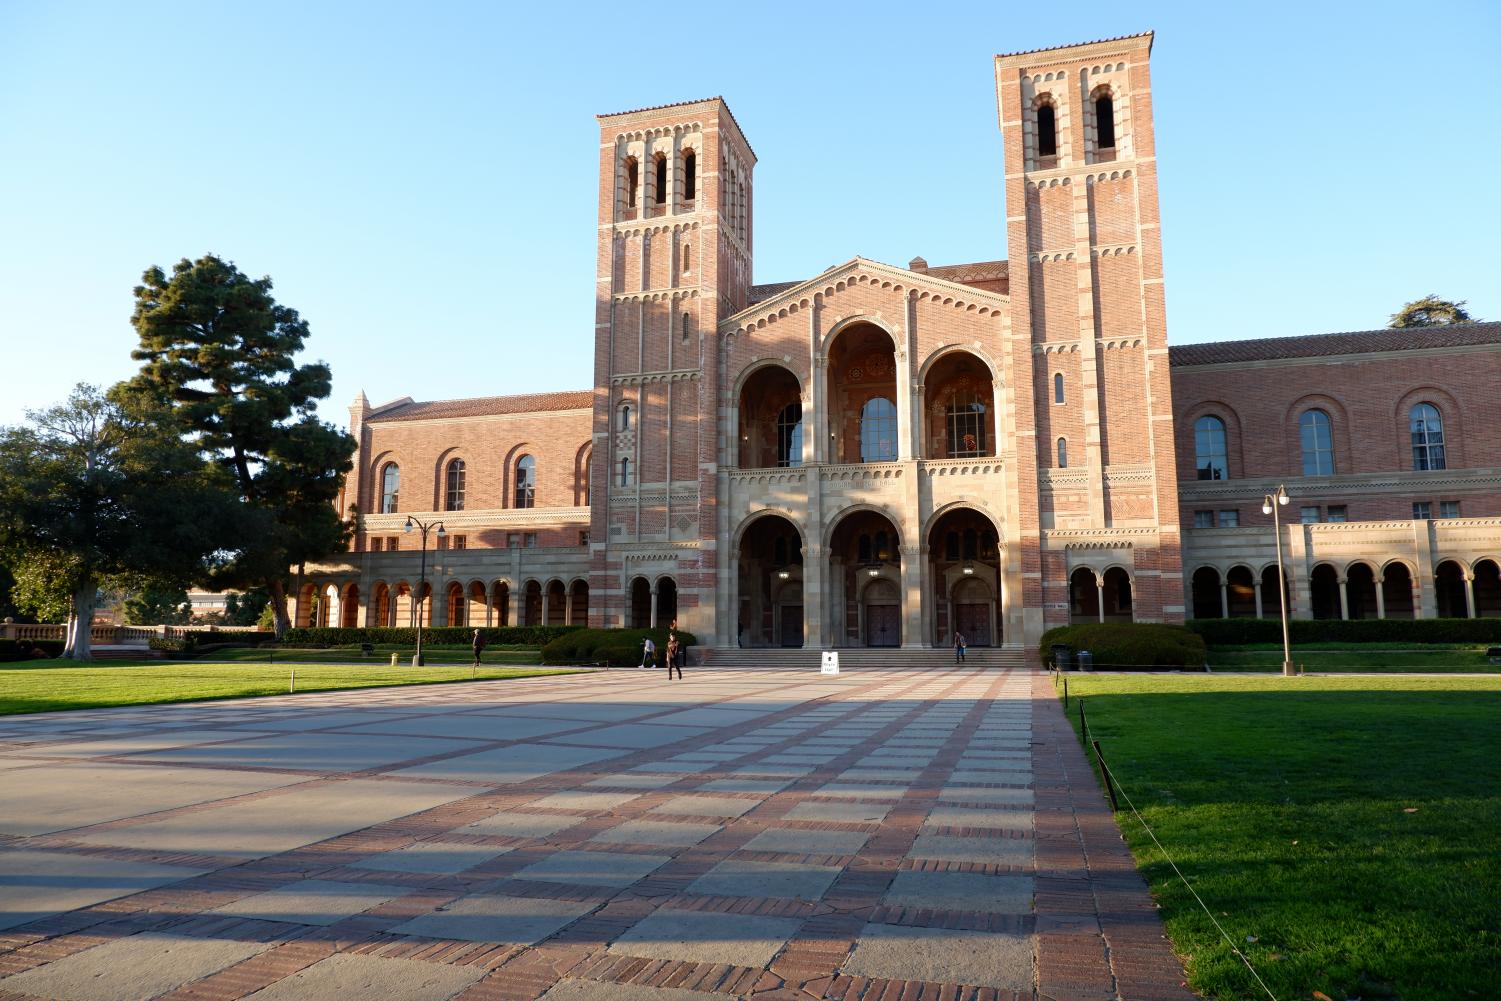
[1187,617,1501,646]
[542,627,699,667]
[1040,623,1207,670]
[281,625,581,647]
[0,639,65,662]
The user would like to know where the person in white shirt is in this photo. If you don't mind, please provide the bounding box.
[639,636,656,669]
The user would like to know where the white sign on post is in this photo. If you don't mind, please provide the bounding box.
[820,651,840,675]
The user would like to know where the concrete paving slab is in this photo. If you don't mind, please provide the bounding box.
[588,820,720,848]
[74,778,474,859]
[547,724,710,750]
[938,786,1034,806]
[526,790,641,812]
[473,702,660,722]
[836,768,922,783]
[696,776,792,794]
[232,710,421,732]
[728,764,812,778]
[741,827,870,856]
[881,870,1033,913]
[24,730,259,759]
[582,773,680,790]
[687,859,840,899]
[0,763,308,836]
[460,812,580,839]
[390,893,597,943]
[608,907,800,968]
[0,850,204,932]
[353,842,511,875]
[628,761,708,774]
[908,834,1033,868]
[334,715,580,741]
[0,931,271,1001]
[135,732,482,773]
[651,795,759,818]
[783,800,893,824]
[812,783,906,799]
[541,981,733,1001]
[241,952,484,1001]
[513,849,670,887]
[843,922,1033,991]
[923,806,1033,832]
[651,708,771,728]
[390,743,625,784]
[211,878,411,924]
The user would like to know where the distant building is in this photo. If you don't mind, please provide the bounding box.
[303,32,1501,649]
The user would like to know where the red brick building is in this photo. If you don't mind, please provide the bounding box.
[302,32,1501,647]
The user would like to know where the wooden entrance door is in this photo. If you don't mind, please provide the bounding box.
[955,603,991,646]
[865,604,900,647]
[780,605,803,647]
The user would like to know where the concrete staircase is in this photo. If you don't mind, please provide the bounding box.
[697,647,1029,671]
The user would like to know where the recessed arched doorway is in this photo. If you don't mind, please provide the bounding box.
[737,514,805,648]
[926,506,1001,646]
[827,322,899,464]
[828,508,903,647]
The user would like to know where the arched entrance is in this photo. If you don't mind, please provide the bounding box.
[1190,567,1221,619]
[1381,563,1415,619]
[491,581,510,626]
[629,577,651,628]
[340,583,360,628]
[827,323,899,463]
[1226,566,1256,618]
[467,581,487,625]
[737,514,805,647]
[1476,560,1501,617]
[546,580,566,625]
[1071,568,1101,623]
[1102,567,1133,621]
[656,577,678,627]
[568,580,589,625]
[446,582,465,626]
[1309,564,1340,620]
[1259,566,1287,620]
[1435,561,1467,617]
[370,582,392,627]
[923,351,995,458]
[738,366,803,468]
[828,509,902,646]
[523,580,543,626]
[927,507,1000,645]
[1346,563,1378,619]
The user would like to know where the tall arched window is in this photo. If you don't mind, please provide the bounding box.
[618,404,632,431]
[1057,437,1068,468]
[681,311,692,341]
[1053,372,1065,404]
[380,463,400,514]
[1300,409,1335,476]
[1095,91,1116,149]
[776,402,803,467]
[1037,101,1058,158]
[514,454,535,508]
[946,392,986,457]
[1194,416,1228,480]
[859,397,898,462]
[683,150,696,200]
[682,242,692,273]
[625,158,638,209]
[444,459,466,511]
[654,155,667,204]
[619,457,632,487]
[1411,403,1446,470]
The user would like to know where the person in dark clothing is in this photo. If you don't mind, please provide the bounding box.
[953,631,967,663]
[471,628,487,667]
[666,633,683,680]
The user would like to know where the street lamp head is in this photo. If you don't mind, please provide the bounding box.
[436,523,446,537]
[1262,502,1273,515]
[403,518,413,533]
[1278,491,1289,506]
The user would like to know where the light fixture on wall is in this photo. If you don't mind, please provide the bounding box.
[864,561,883,578]
[776,566,791,580]
[962,561,976,575]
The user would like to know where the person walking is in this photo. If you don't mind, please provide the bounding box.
[953,631,967,663]
[639,635,656,669]
[471,628,487,667]
[665,634,683,680]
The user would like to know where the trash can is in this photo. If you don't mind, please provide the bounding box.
[390,652,399,666]
[1051,644,1075,671]
[1077,649,1093,672]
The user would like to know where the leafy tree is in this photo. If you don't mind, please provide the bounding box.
[0,385,241,659]
[224,588,270,627]
[125,255,355,638]
[0,561,25,623]
[123,587,192,625]
[1390,295,1475,328]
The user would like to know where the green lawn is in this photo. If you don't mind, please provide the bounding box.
[1208,643,1498,672]
[196,644,544,666]
[0,661,584,715]
[1061,674,1500,1001]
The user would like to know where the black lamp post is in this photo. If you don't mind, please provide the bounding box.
[404,516,445,666]
[1261,484,1293,677]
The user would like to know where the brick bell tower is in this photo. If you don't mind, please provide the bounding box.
[996,33,1185,636]
[588,98,755,634]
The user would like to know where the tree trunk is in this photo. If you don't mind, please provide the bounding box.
[64,578,96,661]
[268,577,291,640]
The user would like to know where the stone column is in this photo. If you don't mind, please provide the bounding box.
[900,546,923,648]
[1253,582,1264,620]
[804,545,826,649]
[1096,573,1106,623]
[1338,577,1349,620]
[1375,576,1386,619]
[1218,580,1229,619]
[650,581,659,628]
[1464,572,1477,618]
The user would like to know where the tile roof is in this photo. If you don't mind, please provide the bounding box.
[995,32,1153,60]
[748,280,802,304]
[370,390,594,422]
[1169,322,1501,367]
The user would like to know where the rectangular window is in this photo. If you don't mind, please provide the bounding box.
[370,537,382,552]
[452,535,467,549]
[578,531,590,546]
[1300,506,1321,524]
[1193,510,1215,529]
[1440,501,1461,519]
[1218,510,1240,528]
[524,533,538,549]
[507,533,521,548]
[1412,502,1432,520]
[388,536,401,551]
[436,535,448,550]
[1326,505,1348,523]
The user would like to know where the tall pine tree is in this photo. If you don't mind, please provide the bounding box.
[126,255,355,636]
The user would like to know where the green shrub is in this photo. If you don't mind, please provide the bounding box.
[148,634,200,657]
[0,639,64,661]
[281,625,581,647]
[541,627,699,666]
[1187,617,1501,646]
[1039,623,1207,670]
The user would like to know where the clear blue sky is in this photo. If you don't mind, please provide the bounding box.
[3,1,1497,429]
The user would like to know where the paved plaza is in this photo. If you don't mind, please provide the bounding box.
[0,667,1189,1000]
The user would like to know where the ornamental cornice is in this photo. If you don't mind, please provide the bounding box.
[922,459,1003,477]
[1178,469,1501,501]
[1103,463,1155,484]
[362,507,589,531]
[606,218,702,238]
[618,543,701,562]
[729,468,809,486]
[1041,469,1088,488]
[613,288,701,303]
[611,369,701,386]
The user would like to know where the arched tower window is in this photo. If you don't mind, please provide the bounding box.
[1300,410,1335,476]
[619,457,632,487]
[1410,403,1446,470]
[624,158,638,209]
[946,392,986,457]
[380,463,400,514]
[859,397,898,463]
[682,243,692,274]
[1054,372,1065,404]
[1194,416,1228,480]
[654,154,667,205]
[1056,437,1068,468]
[776,402,803,467]
[444,459,466,511]
[683,149,696,200]
[681,311,693,342]
[1036,100,1058,159]
[1095,91,1116,149]
[618,404,632,431]
[514,454,536,508]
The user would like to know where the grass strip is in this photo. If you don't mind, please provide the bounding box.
[1062,673,1501,1001]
